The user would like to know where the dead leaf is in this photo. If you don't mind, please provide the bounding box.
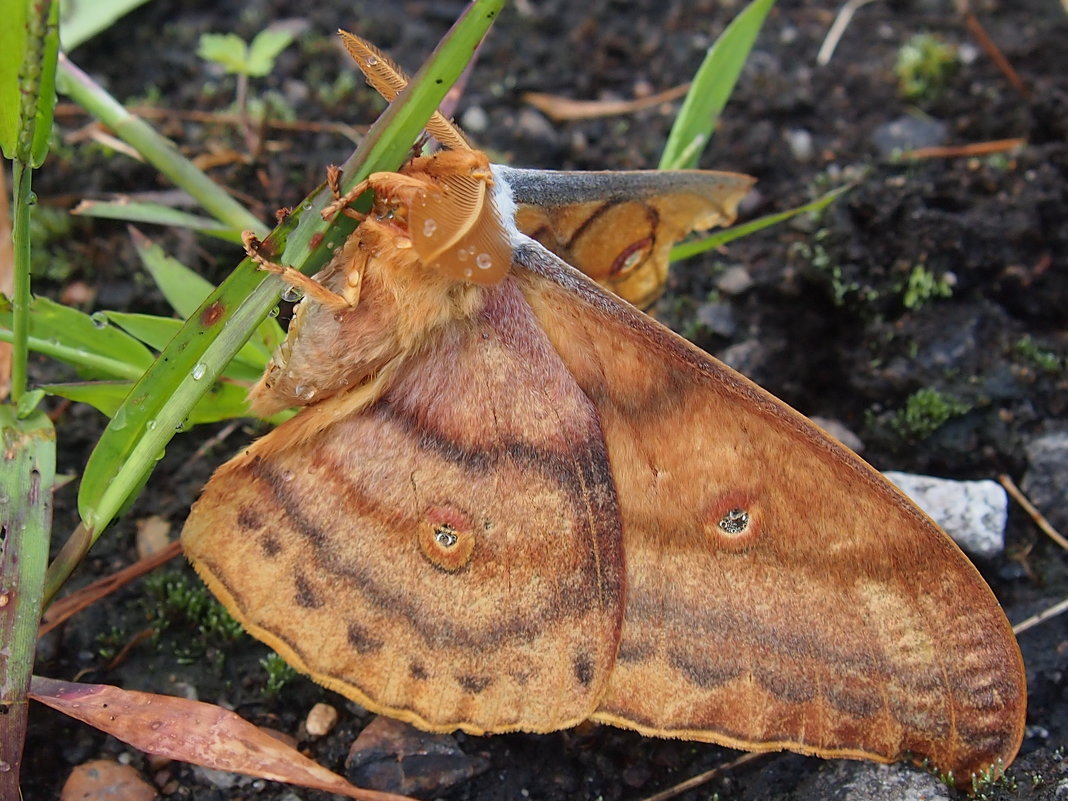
[31,676,416,801]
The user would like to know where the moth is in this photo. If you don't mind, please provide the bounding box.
[182,32,1026,784]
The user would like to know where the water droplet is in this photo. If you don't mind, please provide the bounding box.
[294,384,317,402]
[191,362,207,381]
[302,202,313,211]
[90,311,108,329]
[422,218,437,236]
[175,420,186,432]
[27,192,38,206]
[268,306,280,318]
[0,761,9,773]
[282,285,304,303]
[463,268,473,279]
[365,55,378,66]
[281,470,295,482]
[476,253,493,270]
[111,407,128,431]
[145,419,157,431]
[456,247,471,261]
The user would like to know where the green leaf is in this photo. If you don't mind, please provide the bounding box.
[77,0,507,540]
[0,0,29,157]
[670,183,852,261]
[0,0,60,165]
[245,29,296,77]
[0,295,155,379]
[660,0,776,170]
[196,33,250,74]
[73,200,244,243]
[104,311,266,381]
[44,379,259,425]
[60,0,153,51]
[129,228,219,319]
[30,0,60,167]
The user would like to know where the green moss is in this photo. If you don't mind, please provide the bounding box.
[260,652,298,698]
[1014,334,1064,373]
[901,264,953,310]
[895,33,960,102]
[141,570,245,664]
[887,387,971,439]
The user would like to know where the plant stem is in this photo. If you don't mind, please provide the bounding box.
[8,161,32,403]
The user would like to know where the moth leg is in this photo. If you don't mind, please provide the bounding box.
[323,165,371,221]
[242,231,351,310]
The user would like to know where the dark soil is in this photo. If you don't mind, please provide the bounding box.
[22,0,1068,799]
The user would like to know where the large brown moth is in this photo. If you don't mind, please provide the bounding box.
[181,32,1026,785]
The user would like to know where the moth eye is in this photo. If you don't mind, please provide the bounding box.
[435,524,458,548]
[612,238,653,277]
[703,495,761,552]
[718,508,750,535]
[418,509,476,572]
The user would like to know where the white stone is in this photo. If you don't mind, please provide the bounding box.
[883,471,1007,558]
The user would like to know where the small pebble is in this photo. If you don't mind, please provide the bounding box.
[135,515,172,560]
[883,471,1007,557]
[872,114,948,157]
[61,760,157,801]
[696,302,737,338]
[715,265,754,296]
[785,127,814,162]
[460,106,489,135]
[304,702,339,737]
[1022,431,1068,533]
[810,417,864,454]
[347,716,488,797]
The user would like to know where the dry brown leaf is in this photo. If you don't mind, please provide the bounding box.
[30,676,416,801]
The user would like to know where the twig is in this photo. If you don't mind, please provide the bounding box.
[639,752,766,801]
[1013,597,1068,636]
[818,0,882,66]
[39,539,183,636]
[998,473,1068,552]
[524,83,692,122]
[902,137,1026,160]
[962,11,1031,100]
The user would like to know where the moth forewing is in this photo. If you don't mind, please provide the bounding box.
[499,166,755,307]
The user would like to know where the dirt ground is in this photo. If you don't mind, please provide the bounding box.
[20,0,1068,799]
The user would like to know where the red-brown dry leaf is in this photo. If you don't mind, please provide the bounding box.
[30,676,415,801]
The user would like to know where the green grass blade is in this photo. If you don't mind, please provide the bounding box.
[129,228,221,319]
[659,0,776,170]
[128,228,277,362]
[44,380,261,425]
[55,55,267,235]
[60,0,153,51]
[76,0,506,541]
[0,295,155,378]
[74,200,245,243]
[0,0,27,156]
[670,184,852,261]
[0,408,55,796]
[103,312,266,380]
